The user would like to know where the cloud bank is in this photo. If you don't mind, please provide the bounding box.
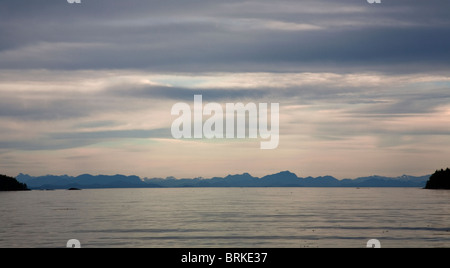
[1,0,450,178]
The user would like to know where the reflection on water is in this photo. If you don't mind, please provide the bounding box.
[1,188,449,248]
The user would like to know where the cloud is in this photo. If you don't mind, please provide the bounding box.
[50,128,170,142]
[1,1,450,178]
[1,0,450,72]
[1,69,449,153]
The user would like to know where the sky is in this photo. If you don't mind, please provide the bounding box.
[1,0,450,179]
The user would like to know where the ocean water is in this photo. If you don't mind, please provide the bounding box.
[1,188,449,248]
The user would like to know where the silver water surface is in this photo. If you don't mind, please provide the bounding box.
[1,188,449,248]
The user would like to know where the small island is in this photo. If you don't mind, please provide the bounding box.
[425,168,450,189]
[0,174,29,191]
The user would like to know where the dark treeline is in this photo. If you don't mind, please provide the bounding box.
[0,174,29,191]
[425,168,450,189]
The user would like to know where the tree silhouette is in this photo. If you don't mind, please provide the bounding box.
[0,174,29,191]
[425,168,450,189]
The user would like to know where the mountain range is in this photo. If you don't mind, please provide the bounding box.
[16,171,430,190]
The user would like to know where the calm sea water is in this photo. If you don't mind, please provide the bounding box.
[1,188,449,248]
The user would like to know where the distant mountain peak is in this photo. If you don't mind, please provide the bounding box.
[278,170,296,175]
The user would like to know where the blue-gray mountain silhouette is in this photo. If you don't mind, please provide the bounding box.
[16,173,160,189]
[16,171,430,190]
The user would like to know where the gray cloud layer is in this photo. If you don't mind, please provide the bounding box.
[1,0,450,73]
[1,1,450,178]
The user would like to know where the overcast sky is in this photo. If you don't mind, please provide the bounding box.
[1,0,450,179]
